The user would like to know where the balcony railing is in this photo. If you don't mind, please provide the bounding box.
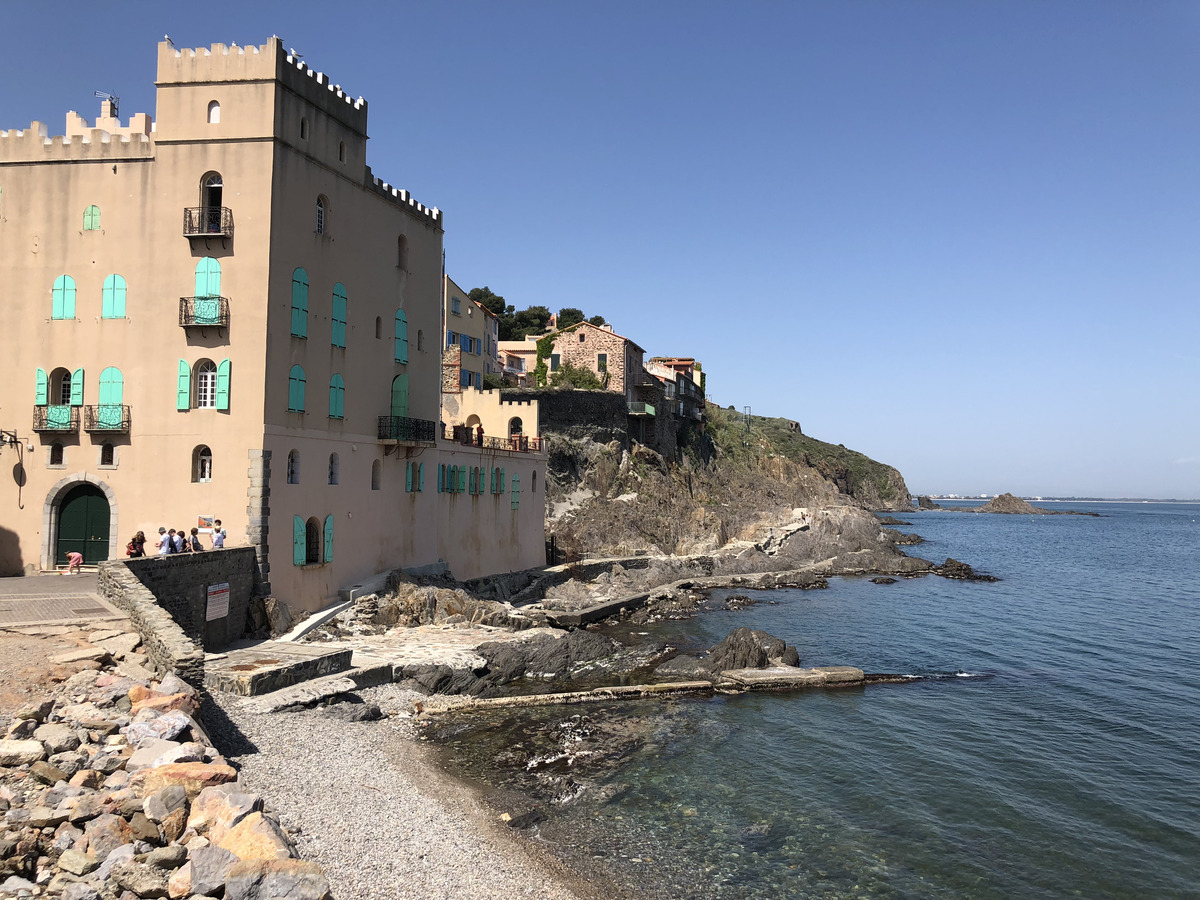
[183,206,234,238]
[628,402,655,417]
[33,405,80,432]
[378,415,437,443]
[179,296,230,328]
[442,424,543,453]
[84,404,131,433]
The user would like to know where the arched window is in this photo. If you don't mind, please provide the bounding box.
[417,330,424,351]
[291,268,309,338]
[328,374,345,419]
[195,360,217,408]
[390,374,408,418]
[509,417,523,437]
[331,283,347,348]
[288,365,306,412]
[305,517,321,564]
[102,274,127,319]
[315,196,326,235]
[50,442,64,466]
[193,445,213,483]
[287,450,300,484]
[328,453,339,485]
[207,100,221,124]
[338,140,346,163]
[371,459,381,491]
[52,275,76,319]
[83,205,100,231]
[300,117,309,141]
[201,173,223,210]
[50,368,74,406]
[394,309,408,363]
[100,443,115,467]
[397,234,409,270]
[375,316,382,340]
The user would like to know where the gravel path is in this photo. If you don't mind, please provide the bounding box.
[209,684,590,900]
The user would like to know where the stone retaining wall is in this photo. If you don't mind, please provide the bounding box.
[97,561,205,689]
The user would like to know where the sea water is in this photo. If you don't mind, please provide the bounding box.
[432,503,1200,898]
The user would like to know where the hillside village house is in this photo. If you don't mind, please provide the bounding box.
[0,37,546,612]
[644,357,705,422]
[442,275,499,391]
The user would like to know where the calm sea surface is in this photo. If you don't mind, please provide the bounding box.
[433,503,1200,898]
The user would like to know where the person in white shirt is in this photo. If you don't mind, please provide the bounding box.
[212,519,226,549]
[156,527,171,556]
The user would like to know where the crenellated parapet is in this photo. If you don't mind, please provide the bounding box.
[0,121,153,164]
[364,168,442,226]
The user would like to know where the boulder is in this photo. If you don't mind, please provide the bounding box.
[0,739,47,766]
[13,699,55,722]
[129,810,161,843]
[160,806,187,844]
[50,647,112,665]
[110,858,170,898]
[132,692,198,717]
[96,633,142,658]
[62,882,103,900]
[70,769,107,790]
[704,627,799,671]
[187,787,261,839]
[215,811,294,861]
[130,762,237,800]
[83,813,132,861]
[145,785,188,823]
[57,848,99,876]
[29,760,69,785]
[145,844,188,870]
[223,859,333,900]
[181,845,239,895]
[50,750,89,777]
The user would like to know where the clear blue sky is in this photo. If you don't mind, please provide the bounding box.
[5,1,1198,498]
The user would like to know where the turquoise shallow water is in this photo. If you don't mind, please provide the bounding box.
[434,502,1200,899]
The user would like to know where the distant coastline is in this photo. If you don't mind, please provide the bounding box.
[921,497,1200,505]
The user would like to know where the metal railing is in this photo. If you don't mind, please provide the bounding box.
[443,425,543,452]
[33,405,79,432]
[83,404,131,433]
[377,415,437,442]
[179,296,230,328]
[183,206,234,237]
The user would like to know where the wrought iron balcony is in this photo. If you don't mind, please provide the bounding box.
[179,296,230,328]
[628,401,655,417]
[442,424,544,453]
[33,405,79,432]
[378,415,437,443]
[83,404,131,433]
[183,206,234,238]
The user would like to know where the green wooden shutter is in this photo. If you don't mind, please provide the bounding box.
[500,468,506,493]
[405,462,413,492]
[291,268,309,338]
[53,275,76,319]
[289,366,306,412]
[332,283,347,348]
[390,374,408,418]
[83,205,100,230]
[324,514,334,563]
[293,516,306,565]
[469,467,476,495]
[418,463,425,492]
[177,360,191,410]
[35,369,48,406]
[195,258,221,297]
[437,464,444,493]
[511,473,521,510]
[458,466,467,494]
[216,359,231,410]
[102,274,126,318]
[328,374,344,418]
[394,309,408,363]
[70,368,84,406]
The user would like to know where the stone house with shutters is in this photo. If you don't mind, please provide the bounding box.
[545,321,653,404]
[0,37,546,613]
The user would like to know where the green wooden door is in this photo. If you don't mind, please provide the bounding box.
[57,484,109,565]
[194,258,221,324]
[390,374,409,418]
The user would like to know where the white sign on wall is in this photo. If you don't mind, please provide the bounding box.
[206,582,230,621]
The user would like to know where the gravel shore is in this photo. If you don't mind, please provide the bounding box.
[208,684,590,900]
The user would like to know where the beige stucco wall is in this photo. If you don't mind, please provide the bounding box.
[442,390,539,439]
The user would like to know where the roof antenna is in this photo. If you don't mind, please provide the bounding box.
[94,90,119,118]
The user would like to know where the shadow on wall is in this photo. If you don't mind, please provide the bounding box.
[0,524,22,577]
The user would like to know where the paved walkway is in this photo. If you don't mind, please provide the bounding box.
[0,573,126,629]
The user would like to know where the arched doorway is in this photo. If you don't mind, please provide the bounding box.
[57,484,110,566]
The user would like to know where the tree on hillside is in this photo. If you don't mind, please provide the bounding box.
[588,314,606,326]
[509,305,552,340]
[557,307,585,329]
[469,286,508,318]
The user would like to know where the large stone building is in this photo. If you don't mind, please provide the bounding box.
[0,38,546,612]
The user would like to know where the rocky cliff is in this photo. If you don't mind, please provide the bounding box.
[545,403,912,559]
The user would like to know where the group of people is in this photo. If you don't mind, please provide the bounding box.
[123,519,226,558]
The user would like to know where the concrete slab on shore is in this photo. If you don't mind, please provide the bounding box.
[720,665,865,689]
[204,642,354,696]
